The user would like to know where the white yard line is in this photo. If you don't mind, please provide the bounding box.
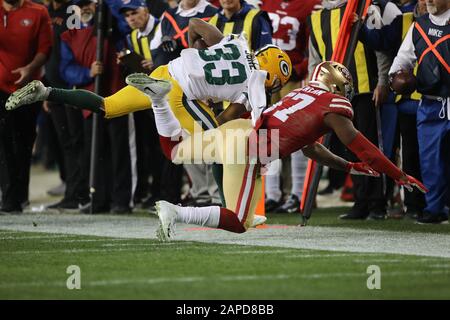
[0,235,72,240]
[1,213,450,258]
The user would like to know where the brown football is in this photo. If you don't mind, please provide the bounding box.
[390,70,416,95]
[193,38,208,49]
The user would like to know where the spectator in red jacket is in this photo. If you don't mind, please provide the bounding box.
[0,0,52,213]
[59,0,136,214]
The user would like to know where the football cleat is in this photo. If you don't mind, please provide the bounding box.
[154,200,178,242]
[250,215,267,228]
[5,80,48,111]
[275,194,301,213]
[125,73,172,103]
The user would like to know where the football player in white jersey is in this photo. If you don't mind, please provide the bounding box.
[6,18,292,135]
[5,18,291,219]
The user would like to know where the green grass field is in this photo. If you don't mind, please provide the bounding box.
[1,208,449,299]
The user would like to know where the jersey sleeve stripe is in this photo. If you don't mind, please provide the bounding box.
[331,98,351,104]
[329,104,354,113]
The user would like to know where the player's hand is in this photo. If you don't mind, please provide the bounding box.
[161,35,177,52]
[90,61,103,77]
[12,65,33,86]
[346,162,380,177]
[396,174,428,193]
[141,59,154,70]
[372,84,389,108]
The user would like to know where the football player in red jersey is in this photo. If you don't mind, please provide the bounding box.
[131,61,427,242]
[260,0,322,213]
[261,0,321,85]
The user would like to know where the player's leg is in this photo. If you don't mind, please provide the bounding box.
[154,162,263,242]
[275,150,307,213]
[264,159,283,211]
[416,99,449,223]
[103,65,179,118]
[5,68,170,117]
[5,80,104,113]
[154,120,264,241]
[5,79,152,120]
[221,162,263,230]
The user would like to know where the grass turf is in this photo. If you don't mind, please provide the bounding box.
[0,208,449,299]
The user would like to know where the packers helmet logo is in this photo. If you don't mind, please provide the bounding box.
[280,60,290,77]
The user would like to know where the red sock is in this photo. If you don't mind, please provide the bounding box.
[159,136,181,160]
[218,208,246,233]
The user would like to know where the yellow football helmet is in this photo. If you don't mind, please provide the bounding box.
[255,45,292,93]
[309,61,354,100]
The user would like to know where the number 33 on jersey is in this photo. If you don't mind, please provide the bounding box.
[168,34,260,105]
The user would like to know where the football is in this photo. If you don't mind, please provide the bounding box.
[390,69,416,95]
[193,38,208,49]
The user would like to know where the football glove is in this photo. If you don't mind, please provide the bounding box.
[161,35,178,53]
[396,175,428,193]
[346,162,380,177]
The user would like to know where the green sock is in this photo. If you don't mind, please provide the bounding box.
[48,88,104,113]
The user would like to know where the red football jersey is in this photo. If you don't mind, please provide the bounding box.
[260,0,320,80]
[257,86,353,159]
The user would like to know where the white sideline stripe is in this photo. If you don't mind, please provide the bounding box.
[100,243,167,247]
[1,214,450,258]
[352,259,403,263]
[0,235,73,240]
[285,253,385,259]
[224,250,385,257]
[1,245,180,255]
[223,250,302,255]
[41,238,129,243]
[1,270,449,289]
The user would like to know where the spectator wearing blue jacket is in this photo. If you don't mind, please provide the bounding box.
[208,0,273,50]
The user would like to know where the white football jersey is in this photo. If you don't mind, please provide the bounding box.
[168,34,261,104]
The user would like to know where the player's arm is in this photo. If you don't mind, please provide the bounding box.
[303,143,348,171]
[188,18,224,48]
[215,103,248,125]
[302,143,379,177]
[324,113,427,193]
